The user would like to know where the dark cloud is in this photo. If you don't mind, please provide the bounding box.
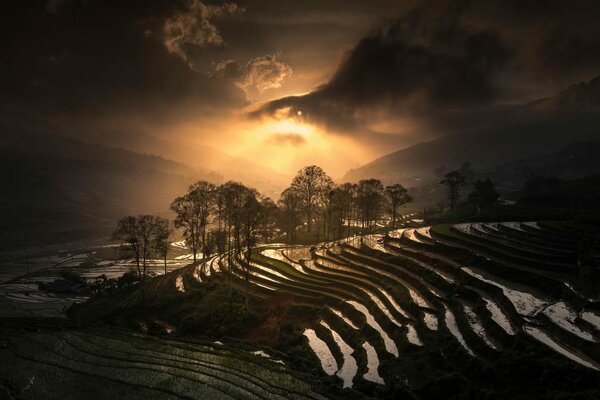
[2,0,599,161]
[211,54,292,99]
[0,0,247,135]
[163,1,243,67]
[0,0,398,141]
[254,0,600,135]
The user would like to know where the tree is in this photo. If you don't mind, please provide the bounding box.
[112,215,157,283]
[458,161,475,183]
[385,184,412,229]
[468,179,499,207]
[171,181,216,263]
[136,215,157,282]
[153,217,173,275]
[440,171,467,210]
[278,188,302,244]
[219,181,250,300]
[171,195,200,263]
[339,183,357,238]
[356,179,387,235]
[290,165,333,233]
[187,181,217,259]
[240,190,265,300]
[112,216,143,279]
[323,185,354,240]
[258,197,278,243]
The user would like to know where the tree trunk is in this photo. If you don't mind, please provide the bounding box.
[227,220,232,303]
[135,254,141,281]
[192,225,197,263]
[245,247,250,306]
[201,223,207,260]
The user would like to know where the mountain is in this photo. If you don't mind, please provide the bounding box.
[343,78,600,186]
[61,129,290,198]
[528,76,600,110]
[491,139,600,182]
[0,128,218,252]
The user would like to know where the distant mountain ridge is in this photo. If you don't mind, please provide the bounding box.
[59,128,291,197]
[528,76,600,110]
[343,76,600,185]
[0,127,219,179]
[0,128,217,251]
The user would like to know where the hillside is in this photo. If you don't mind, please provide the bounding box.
[60,222,600,399]
[0,129,219,252]
[65,129,291,198]
[343,78,600,186]
[489,140,600,184]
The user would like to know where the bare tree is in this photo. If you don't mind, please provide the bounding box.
[324,185,353,240]
[153,217,173,275]
[187,181,217,259]
[278,188,301,244]
[220,181,248,300]
[113,216,143,279]
[440,170,467,210]
[258,197,278,243]
[385,184,412,229]
[112,215,157,289]
[171,181,216,263]
[137,215,157,282]
[240,190,267,301]
[171,195,200,263]
[290,165,333,233]
[340,183,358,238]
[356,179,387,235]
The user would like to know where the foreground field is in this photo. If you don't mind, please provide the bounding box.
[183,221,600,397]
[2,221,600,399]
[0,321,326,400]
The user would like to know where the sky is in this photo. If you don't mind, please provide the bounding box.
[2,0,600,177]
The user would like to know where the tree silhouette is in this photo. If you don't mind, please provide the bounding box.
[153,217,173,275]
[440,171,467,210]
[171,181,216,263]
[356,179,387,235]
[468,179,499,207]
[385,184,412,229]
[112,214,161,303]
[278,188,302,244]
[290,165,333,233]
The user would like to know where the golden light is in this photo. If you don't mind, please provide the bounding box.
[262,118,314,138]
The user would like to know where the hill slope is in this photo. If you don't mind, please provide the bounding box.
[343,78,600,185]
[0,129,218,252]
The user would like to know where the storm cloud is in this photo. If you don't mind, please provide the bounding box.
[2,0,599,169]
[211,55,293,100]
[255,0,600,135]
[163,1,243,67]
[0,0,250,137]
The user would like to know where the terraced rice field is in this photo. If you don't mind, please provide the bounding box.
[0,241,193,318]
[0,323,327,400]
[3,222,599,397]
[180,221,600,390]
